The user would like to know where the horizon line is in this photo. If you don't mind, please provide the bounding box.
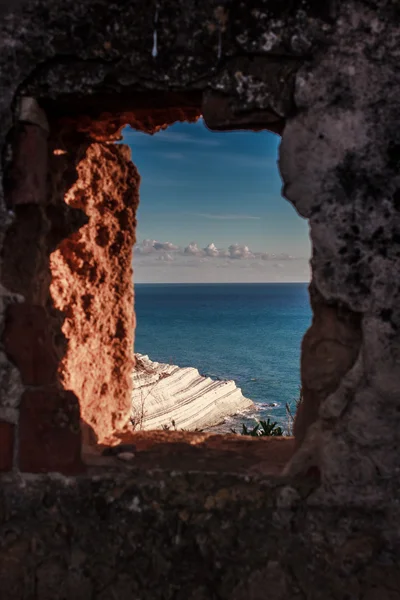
[134,281,310,285]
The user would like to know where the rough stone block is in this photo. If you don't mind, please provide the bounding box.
[3,303,60,386]
[50,144,138,443]
[0,420,14,471]
[19,389,84,474]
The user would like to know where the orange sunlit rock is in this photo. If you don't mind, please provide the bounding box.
[50,143,139,444]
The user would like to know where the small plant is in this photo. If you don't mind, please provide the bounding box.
[259,419,283,436]
[285,387,303,436]
[231,418,283,437]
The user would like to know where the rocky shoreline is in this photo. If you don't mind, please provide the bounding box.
[131,354,254,431]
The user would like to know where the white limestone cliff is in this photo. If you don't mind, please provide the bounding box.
[131,354,254,431]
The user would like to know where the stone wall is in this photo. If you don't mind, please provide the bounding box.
[0,432,398,600]
[0,465,306,600]
[279,3,400,501]
[0,0,400,597]
[1,103,85,474]
[0,0,336,473]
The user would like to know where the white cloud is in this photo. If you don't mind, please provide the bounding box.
[184,242,205,256]
[136,239,179,254]
[133,238,310,282]
[135,239,157,254]
[204,242,220,257]
[153,241,178,252]
[228,244,254,259]
[135,239,302,263]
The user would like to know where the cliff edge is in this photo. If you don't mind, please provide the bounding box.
[131,354,254,431]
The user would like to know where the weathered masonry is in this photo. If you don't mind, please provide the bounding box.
[0,1,400,598]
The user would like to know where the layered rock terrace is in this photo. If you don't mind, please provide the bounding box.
[131,353,254,431]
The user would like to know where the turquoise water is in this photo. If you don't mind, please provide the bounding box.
[134,283,311,430]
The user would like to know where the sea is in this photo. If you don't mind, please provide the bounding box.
[134,282,312,433]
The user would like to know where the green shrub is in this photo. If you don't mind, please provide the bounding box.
[231,418,283,437]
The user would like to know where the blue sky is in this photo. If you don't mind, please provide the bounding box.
[121,119,311,283]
